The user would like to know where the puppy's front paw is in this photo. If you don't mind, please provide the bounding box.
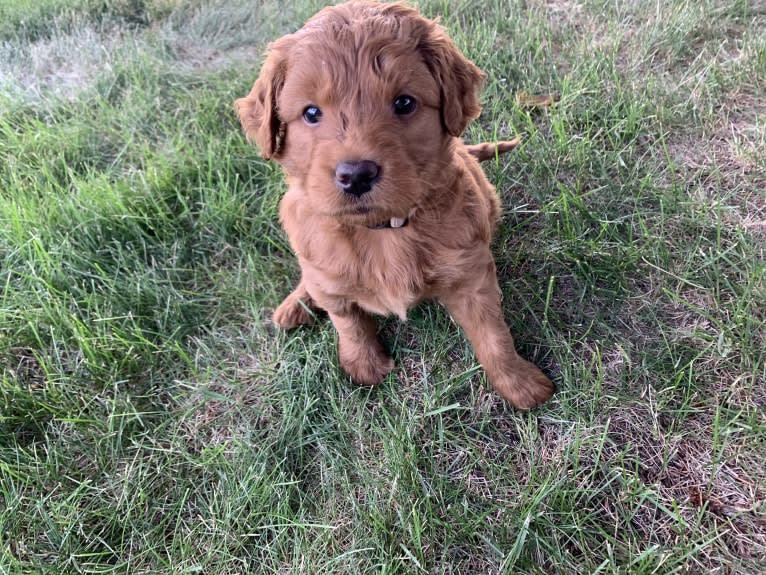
[339,341,394,387]
[490,358,554,410]
[273,294,314,328]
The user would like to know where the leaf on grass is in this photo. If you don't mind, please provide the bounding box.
[515,91,561,109]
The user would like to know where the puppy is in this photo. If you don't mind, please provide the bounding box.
[236,1,553,409]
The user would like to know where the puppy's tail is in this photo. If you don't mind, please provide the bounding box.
[466,138,521,162]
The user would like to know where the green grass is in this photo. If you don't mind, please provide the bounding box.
[1,0,765,573]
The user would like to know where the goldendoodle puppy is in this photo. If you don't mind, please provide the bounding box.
[236,1,553,409]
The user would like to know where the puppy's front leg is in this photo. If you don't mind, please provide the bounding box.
[440,264,554,409]
[325,302,394,387]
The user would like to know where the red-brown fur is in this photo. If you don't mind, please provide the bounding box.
[236,1,553,408]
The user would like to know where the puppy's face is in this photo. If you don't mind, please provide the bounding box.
[236,1,485,226]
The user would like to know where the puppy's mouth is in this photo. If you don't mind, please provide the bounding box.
[330,203,413,230]
[327,178,413,226]
[333,194,376,216]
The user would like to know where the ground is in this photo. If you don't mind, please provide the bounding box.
[0,0,764,573]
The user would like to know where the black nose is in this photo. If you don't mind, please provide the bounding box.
[335,160,380,197]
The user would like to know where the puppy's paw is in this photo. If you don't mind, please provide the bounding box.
[489,358,554,410]
[339,341,394,387]
[273,294,314,328]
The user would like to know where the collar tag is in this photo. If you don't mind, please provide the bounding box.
[368,217,408,230]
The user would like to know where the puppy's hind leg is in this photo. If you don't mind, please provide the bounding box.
[273,279,318,328]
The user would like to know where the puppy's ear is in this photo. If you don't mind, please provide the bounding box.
[420,28,486,137]
[235,41,290,160]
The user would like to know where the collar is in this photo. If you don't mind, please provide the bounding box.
[367,208,416,230]
[367,216,408,230]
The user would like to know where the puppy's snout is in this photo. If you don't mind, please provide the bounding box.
[335,160,380,197]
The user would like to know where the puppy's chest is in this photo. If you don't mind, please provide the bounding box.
[303,231,429,319]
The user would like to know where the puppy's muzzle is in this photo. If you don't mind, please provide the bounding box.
[335,160,380,197]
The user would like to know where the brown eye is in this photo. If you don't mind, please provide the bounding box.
[393,95,416,116]
[303,105,322,124]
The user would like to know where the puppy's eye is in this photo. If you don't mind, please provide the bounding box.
[303,105,322,124]
[393,95,416,116]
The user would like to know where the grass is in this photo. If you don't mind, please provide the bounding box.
[1,0,764,573]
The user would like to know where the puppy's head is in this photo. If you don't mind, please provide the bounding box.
[235,1,485,225]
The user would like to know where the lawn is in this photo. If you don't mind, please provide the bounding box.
[1,0,764,573]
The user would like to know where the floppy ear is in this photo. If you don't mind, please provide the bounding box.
[234,42,290,160]
[420,27,486,137]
